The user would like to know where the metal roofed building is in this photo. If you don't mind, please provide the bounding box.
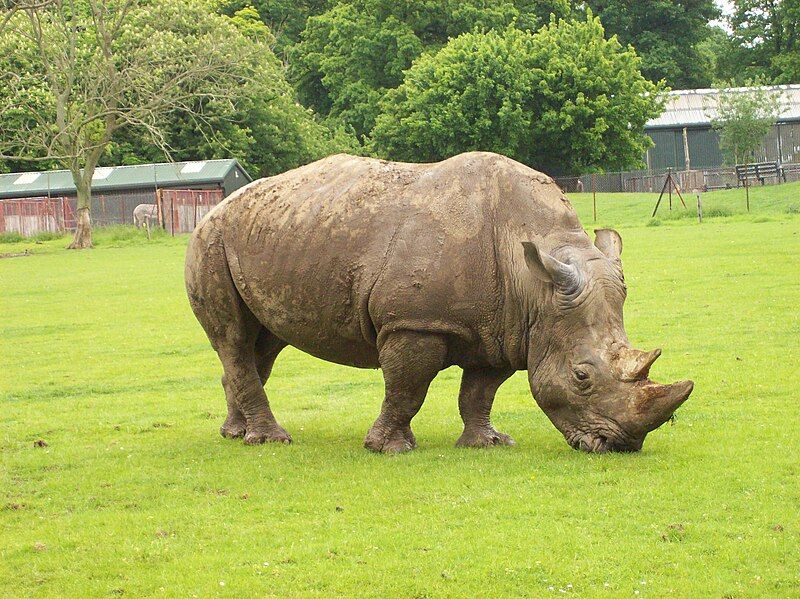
[0,158,251,201]
[644,84,800,171]
[0,159,252,235]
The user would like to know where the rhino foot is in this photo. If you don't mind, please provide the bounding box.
[220,417,247,439]
[243,425,292,445]
[455,427,516,448]
[364,426,417,454]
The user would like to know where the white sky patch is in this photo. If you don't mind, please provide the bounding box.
[712,0,734,30]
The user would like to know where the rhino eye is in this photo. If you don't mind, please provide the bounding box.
[574,369,589,382]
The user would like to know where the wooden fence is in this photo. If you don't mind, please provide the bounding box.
[157,189,225,235]
[0,197,72,236]
[0,188,224,237]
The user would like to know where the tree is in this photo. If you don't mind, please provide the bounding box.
[709,83,785,165]
[695,24,739,84]
[0,0,286,248]
[100,6,358,178]
[214,0,333,56]
[290,0,572,140]
[728,0,800,83]
[371,16,665,176]
[586,0,720,88]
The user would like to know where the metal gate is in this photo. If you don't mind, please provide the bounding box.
[157,189,224,235]
[0,197,69,236]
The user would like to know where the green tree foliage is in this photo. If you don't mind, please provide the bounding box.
[695,25,739,85]
[214,0,333,56]
[586,0,720,88]
[102,5,358,177]
[710,82,785,165]
[290,0,572,139]
[729,0,800,83]
[371,16,665,175]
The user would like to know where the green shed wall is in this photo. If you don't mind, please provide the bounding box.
[646,122,800,170]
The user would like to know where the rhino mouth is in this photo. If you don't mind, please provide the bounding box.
[565,426,643,453]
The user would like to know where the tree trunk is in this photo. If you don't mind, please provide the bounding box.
[67,185,93,249]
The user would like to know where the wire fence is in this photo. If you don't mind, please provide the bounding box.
[554,164,800,195]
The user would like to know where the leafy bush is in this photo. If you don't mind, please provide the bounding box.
[371,15,665,174]
[660,208,695,221]
[88,225,179,247]
[0,232,24,243]
[31,231,66,242]
[290,0,571,140]
[703,206,733,218]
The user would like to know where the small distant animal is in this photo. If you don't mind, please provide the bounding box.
[575,179,584,193]
[133,204,159,228]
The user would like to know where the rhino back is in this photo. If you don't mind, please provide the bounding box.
[217,152,582,369]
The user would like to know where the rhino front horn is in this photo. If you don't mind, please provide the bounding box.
[620,348,662,381]
[638,380,694,432]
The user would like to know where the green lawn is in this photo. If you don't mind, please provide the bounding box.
[1,184,799,597]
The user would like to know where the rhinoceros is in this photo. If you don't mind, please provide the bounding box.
[185,152,693,453]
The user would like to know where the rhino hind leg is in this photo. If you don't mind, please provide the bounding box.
[215,324,291,446]
[186,223,290,445]
[455,368,516,448]
[364,331,447,453]
[219,380,247,439]
[220,328,287,440]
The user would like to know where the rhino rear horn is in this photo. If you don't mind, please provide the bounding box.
[619,348,661,381]
[594,228,623,262]
[521,241,583,296]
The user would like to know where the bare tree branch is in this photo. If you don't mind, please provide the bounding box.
[0,0,54,33]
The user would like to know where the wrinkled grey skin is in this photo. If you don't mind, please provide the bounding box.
[133,203,158,228]
[185,152,693,453]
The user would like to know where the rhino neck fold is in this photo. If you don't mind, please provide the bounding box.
[496,230,556,372]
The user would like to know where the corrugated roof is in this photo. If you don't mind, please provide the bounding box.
[0,159,251,199]
[646,84,800,129]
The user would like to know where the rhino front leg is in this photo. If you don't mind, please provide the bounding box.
[364,331,448,453]
[455,367,515,448]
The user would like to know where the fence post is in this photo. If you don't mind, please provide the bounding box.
[592,173,597,223]
[683,127,691,171]
[156,189,163,228]
[696,193,702,223]
[668,168,673,210]
[193,193,198,231]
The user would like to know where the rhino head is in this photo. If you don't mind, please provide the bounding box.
[521,229,693,453]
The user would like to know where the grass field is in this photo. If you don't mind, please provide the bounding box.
[1,183,799,597]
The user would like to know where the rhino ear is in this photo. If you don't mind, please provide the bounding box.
[594,228,623,262]
[521,241,582,295]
